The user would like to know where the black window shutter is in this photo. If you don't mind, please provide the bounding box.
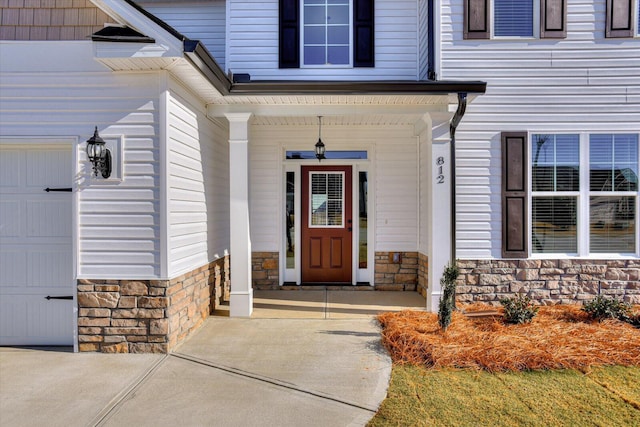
[606,0,634,37]
[354,0,375,67]
[502,132,528,258]
[540,0,567,38]
[464,0,489,39]
[279,0,299,68]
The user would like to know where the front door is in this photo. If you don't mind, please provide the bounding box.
[301,166,352,283]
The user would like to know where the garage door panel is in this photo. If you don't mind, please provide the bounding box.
[27,298,74,344]
[0,144,73,346]
[0,298,28,338]
[28,248,73,288]
[26,151,72,189]
[27,200,72,237]
[0,250,28,287]
[0,296,72,345]
[0,200,22,237]
[0,150,22,188]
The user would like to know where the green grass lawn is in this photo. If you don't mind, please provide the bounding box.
[368,365,640,427]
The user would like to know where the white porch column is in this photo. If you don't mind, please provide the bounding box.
[426,116,452,312]
[226,112,253,317]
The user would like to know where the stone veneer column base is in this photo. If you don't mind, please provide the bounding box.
[417,253,429,297]
[456,259,640,305]
[374,252,418,290]
[77,256,229,353]
[252,252,279,289]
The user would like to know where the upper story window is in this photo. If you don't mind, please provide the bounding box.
[494,0,535,37]
[465,0,638,39]
[279,0,374,68]
[303,0,351,66]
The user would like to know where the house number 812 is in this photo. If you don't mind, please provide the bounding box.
[436,157,445,184]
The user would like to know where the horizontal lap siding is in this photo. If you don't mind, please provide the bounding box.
[138,1,227,70]
[167,80,229,277]
[440,0,640,259]
[249,133,281,252]
[227,0,418,80]
[374,128,418,251]
[0,42,162,278]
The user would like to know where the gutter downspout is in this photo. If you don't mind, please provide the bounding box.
[449,92,467,264]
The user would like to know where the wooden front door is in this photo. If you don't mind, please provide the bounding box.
[301,166,352,283]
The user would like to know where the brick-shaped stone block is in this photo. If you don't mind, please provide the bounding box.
[129,343,168,354]
[102,342,129,353]
[150,319,169,335]
[120,281,148,296]
[78,343,100,352]
[78,317,110,327]
[138,296,168,308]
[77,292,118,308]
[104,327,147,336]
[78,308,110,317]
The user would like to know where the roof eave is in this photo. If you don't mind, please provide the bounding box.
[184,40,486,97]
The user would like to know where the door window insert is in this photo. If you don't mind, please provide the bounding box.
[310,171,344,227]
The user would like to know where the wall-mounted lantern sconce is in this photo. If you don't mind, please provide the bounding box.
[86,126,112,178]
[315,116,326,161]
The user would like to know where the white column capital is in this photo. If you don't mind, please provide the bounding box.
[225,113,253,142]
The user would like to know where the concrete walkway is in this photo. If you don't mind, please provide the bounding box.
[1,291,426,427]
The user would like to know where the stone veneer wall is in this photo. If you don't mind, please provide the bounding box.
[374,252,418,290]
[456,259,640,305]
[252,252,279,289]
[77,256,229,353]
[417,253,428,297]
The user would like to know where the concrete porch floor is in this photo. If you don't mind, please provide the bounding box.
[215,290,428,319]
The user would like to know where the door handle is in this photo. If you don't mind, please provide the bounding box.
[45,295,73,300]
[348,227,352,232]
[44,188,72,192]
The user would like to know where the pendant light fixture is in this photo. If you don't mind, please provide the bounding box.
[315,116,326,161]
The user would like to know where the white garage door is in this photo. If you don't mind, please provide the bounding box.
[0,145,74,346]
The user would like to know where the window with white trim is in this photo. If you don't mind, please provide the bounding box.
[464,0,566,39]
[494,0,535,37]
[531,133,638,255]
[589,134,638,253]
[531,134,579,253]
[302,0,351,66]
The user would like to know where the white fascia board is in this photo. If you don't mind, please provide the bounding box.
[90,0,183,58]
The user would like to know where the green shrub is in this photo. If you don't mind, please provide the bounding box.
[438,262,460,331]
[582,296,631,322]
[500,294,539,324]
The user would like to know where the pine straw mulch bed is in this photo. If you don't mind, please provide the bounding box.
[377,304,640,373]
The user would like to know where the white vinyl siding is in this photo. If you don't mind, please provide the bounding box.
[441,0,640,259]
[166,79,230,278]
[0,41,163,278]
[138,1,227,70]
[249,136,281,252]
[375,132,419,250]
[227,0,419,80]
